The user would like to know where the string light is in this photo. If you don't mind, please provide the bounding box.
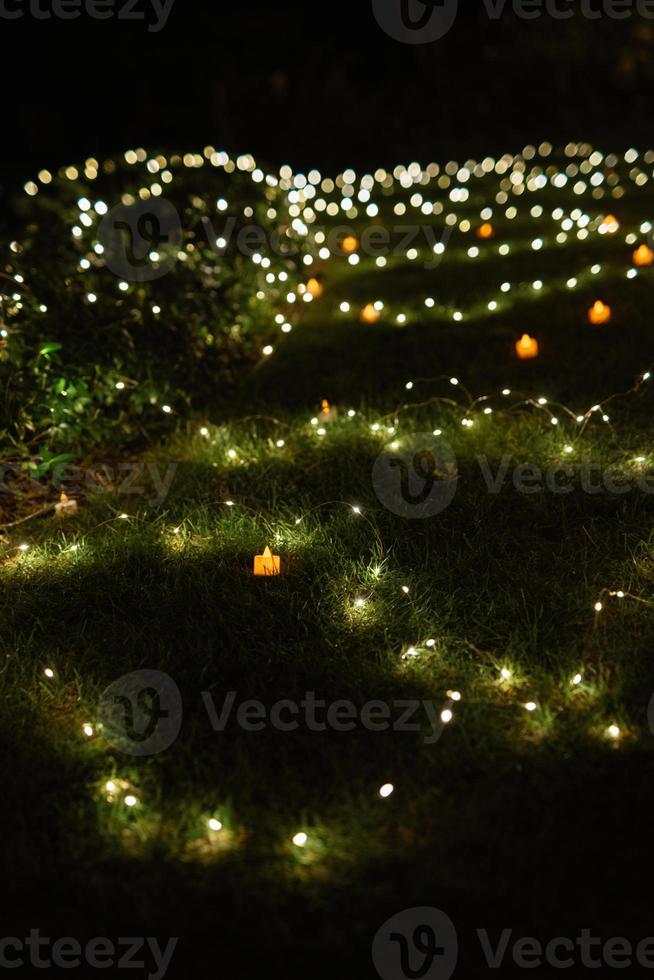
[9,141,654,858]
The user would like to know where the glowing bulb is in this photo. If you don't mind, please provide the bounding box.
[208,818,223,832]
[292,832,308,847]
[379,783,394,798]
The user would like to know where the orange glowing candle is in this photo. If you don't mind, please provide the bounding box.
[633,244,654,268]
[515,334,539,360]
[254,546,281,577]
[341,235,359,254]
[306,277,324,298]
[319,399,337,422]
[588,301,612,325]
[360,303,380,324]
[477,222,494,240]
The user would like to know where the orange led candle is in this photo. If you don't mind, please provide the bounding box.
[341,235,359,254]
[254,546,280,577]
[477,222,494,240]
[588,301,612,325]
[360,303,380,324]
[633,244,654,268]
[319,399,337,422]
[306,277,324,298]
[515,334,539,360]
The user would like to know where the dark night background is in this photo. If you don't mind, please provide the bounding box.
[3,1,654,186]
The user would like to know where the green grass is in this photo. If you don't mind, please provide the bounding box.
[4,150,654,977]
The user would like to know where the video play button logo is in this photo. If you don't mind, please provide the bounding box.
[372,0,459,44]
[372,908,458,980]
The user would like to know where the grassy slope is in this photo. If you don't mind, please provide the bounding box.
[3,173,654,977]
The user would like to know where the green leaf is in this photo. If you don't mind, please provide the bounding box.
[39,342,63,357]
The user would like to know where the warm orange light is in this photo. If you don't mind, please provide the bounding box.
[254,546,281,577]
[477,222,494,240]
[341,235,359,254]
[602,214,619,234]
[360,303,380,324]
[306,277,324,298]
[588,301,612,325]
[54,492,78,518]
[319,399,337,421]
[633,244,654,267]
[515,334,539,360]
